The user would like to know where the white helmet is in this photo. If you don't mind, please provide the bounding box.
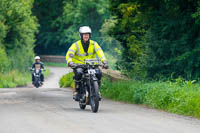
[79,26,92,34]
[34,56,40,60]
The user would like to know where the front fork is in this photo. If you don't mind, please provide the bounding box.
[88,75,98,97]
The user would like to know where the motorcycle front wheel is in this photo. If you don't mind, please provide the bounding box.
[34,78,40,88]
[90,81,99,113]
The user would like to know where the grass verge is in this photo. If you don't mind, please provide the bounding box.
[0,67,51,88]
[44,67,51,78]
[0,70,31,88]
[59,72,74,88]
[101,76,200,118]
[59,72,200,118]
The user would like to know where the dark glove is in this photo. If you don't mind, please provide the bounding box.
[68,61,77,68]
[102,61,109,69]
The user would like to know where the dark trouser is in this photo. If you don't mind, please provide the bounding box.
[32,73,44,82]
[74,67,102,90]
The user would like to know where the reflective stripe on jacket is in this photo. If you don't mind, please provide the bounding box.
[66,40,106,65]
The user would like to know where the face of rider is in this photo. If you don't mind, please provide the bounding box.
[82,33,90,43]
[36,59,40,63]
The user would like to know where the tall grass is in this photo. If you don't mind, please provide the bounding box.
[0,70,31,88]
[43,68,51,78]
[59,72,74,88]
[101,77,200,118]
[0,68,51,88]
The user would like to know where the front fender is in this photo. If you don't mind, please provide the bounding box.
[91,75,98,81]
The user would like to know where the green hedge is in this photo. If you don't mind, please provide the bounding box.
[101,77,200,118]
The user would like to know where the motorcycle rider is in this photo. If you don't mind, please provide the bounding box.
[31,56,45,84]
[66,26,109,100]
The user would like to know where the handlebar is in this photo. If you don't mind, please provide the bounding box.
[29,68,45,71]
[69,58,108,69]
[71,63,103,69]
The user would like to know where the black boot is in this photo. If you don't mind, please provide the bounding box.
[73,81,81,101]
[98,80,101,87]
[73,91,79,101]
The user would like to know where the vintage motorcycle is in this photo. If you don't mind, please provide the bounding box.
[30,68,44,88]
[72,59,103,113]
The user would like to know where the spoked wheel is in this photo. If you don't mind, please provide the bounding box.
[34,77,40,88]
[35,81,40,88]
[78,92,87,110]
[90,81,99,113]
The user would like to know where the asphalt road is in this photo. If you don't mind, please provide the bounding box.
[0,67,200,133]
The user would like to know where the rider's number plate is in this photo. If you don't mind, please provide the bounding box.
[88,69,96,74]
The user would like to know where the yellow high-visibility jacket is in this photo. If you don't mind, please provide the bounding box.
[66,40,106,65]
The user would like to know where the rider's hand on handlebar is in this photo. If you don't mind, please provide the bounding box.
[102,61,109,69]
[68,61,77,68]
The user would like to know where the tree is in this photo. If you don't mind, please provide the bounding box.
[109,1,148,78]
[141,0,200,79]
[0,0,38,71]
[33,0,66,55]
[33,0,110,55]
[109,0,200,79]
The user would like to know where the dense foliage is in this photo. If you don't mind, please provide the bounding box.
[0,0,38,87]
[33,0,112,55]
[0,0,38,71]
[109,0,200,80]
[1,0,200,86]
[108,1,147,78]
[33,0,65,55]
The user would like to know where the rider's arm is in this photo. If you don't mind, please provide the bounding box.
[31,63,35,69]
[40,62,45,70]
[66,43,77,66]
[94,42,106,62]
